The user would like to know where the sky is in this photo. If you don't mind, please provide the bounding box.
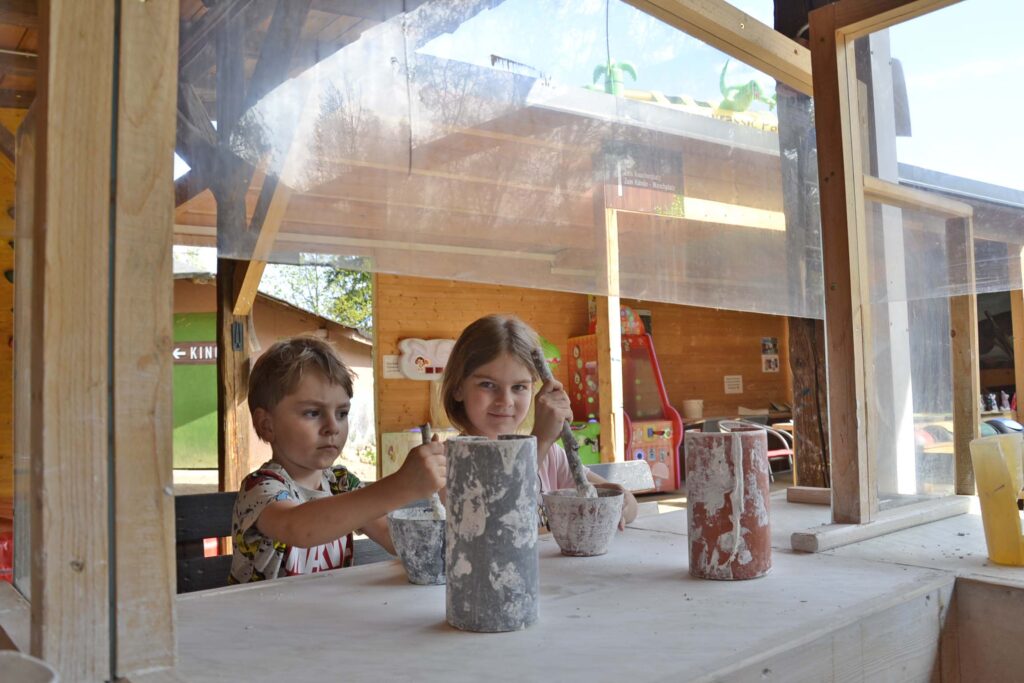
[417,0,1022,192]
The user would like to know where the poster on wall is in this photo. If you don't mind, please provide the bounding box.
[761,337,780,373]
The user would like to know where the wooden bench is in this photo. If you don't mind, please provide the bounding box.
[586,460,656,493]
[175,491,394,593]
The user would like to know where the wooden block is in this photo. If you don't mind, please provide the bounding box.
[791,496,970,553]
[787,486,831,506]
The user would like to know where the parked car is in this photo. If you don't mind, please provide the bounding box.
[985,417,1024,434]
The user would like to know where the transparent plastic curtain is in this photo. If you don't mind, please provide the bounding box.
[853,1,1024,500]
[176,0,825,318]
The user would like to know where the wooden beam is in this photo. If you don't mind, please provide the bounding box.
[0,0,37,28]
[0,123,14,165]
[0,50,37,77]
[947,217,979,496]
[809,2,872,524]
[233,176,292,316]
[1012,283,1024,426]
[30,0,114,677]
[214,9,252,494]
[179,0,254,76]
[0,89,35,109]
[626,0,813,95]
[595,201,623,463]
[12,105,36,599]
[217,258,252,493]
[862,174,972,218]
[833,0,964,38]
[244,0,312,110]
[112,0,178,675]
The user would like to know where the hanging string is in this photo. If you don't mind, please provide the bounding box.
[402,0,413,176]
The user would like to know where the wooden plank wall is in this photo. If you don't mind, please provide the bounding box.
[0,109,25,501]
[374,275,794,437]
[374,275,589,434]
[623,298,793,417]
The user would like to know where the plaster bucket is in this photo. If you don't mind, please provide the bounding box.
[387,507,445,585]
[970,433,1024,566]
[543,488,623,556]
[684,427,771,580]
[0,651,59,682]
[445,435,539,632]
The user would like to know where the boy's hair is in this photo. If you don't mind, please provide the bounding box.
[441,314,541,433]
[248,336,355,416]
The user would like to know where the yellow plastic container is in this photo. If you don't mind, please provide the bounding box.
[969,434,1024,566]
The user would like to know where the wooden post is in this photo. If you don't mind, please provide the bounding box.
[1012,284,1024,426]
[595,204,623,463]
[787,318,830,488]
[213,10,251,493]
[947,217,979,495]
[217,258,252,492]
[112,0,179,674]
[809,3,873,523]
[30,1,114,677]
[12,106,35,595]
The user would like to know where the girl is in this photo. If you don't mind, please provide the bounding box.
[441,314,638,528]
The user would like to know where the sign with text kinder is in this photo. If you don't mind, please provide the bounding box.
[172,342,218,364]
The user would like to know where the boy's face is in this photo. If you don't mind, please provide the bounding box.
[454,352,534,439]
[254,370,351,485]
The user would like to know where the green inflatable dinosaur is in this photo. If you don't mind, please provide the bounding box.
[717,59,776,112]
[591,60,638,96]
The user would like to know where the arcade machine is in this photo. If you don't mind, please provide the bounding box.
[567,307,683,492]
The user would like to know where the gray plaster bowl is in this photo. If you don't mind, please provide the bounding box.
[387,508,446,585]
[542,488,624,556]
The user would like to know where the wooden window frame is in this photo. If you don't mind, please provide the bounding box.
[809,0,972,525]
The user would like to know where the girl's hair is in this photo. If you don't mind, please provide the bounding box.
[248,336,355,416]
[441,314,541,434]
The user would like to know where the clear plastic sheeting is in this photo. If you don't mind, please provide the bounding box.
[175,0,824,319]
[862,201,958,499]
[853,4,1024,501]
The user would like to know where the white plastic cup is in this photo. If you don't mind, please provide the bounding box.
[682,399,703,420]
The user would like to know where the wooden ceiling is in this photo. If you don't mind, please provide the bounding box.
[0,0,37,109]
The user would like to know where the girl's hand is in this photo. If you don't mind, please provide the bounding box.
[532,379,573,454]
[594,482,636,530]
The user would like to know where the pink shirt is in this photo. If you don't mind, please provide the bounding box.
[538,443,577,494]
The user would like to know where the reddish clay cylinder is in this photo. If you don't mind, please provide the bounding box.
[684,428,771,580]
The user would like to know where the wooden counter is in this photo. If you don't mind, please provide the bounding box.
[176,507,955,682]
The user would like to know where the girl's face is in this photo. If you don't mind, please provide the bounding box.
[454,352,534,439]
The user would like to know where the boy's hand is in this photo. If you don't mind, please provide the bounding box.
[532,379,573,451]
[396,438,446,499]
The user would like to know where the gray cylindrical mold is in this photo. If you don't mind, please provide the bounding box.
[387,508,445,585]
[445,435,539,632]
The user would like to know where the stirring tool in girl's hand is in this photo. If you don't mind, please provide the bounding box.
[420,423,446,519]
[529,348,597,498]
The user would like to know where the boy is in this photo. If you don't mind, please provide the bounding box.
[229,336,445,584]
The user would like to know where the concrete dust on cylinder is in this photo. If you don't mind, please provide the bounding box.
[446,435,539,632]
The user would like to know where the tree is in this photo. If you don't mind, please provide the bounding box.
[259,257,373,334]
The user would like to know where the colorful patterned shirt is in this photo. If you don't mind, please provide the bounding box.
[228,461,363,584]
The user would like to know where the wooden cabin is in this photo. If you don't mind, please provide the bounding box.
[0,0,1022,680]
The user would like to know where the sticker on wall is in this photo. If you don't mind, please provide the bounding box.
[760,336,780,373]
[724,374,743,394]
[397,338,455,380]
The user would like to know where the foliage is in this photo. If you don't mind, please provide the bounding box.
[259,257,373,334]
[355,444,377,467]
